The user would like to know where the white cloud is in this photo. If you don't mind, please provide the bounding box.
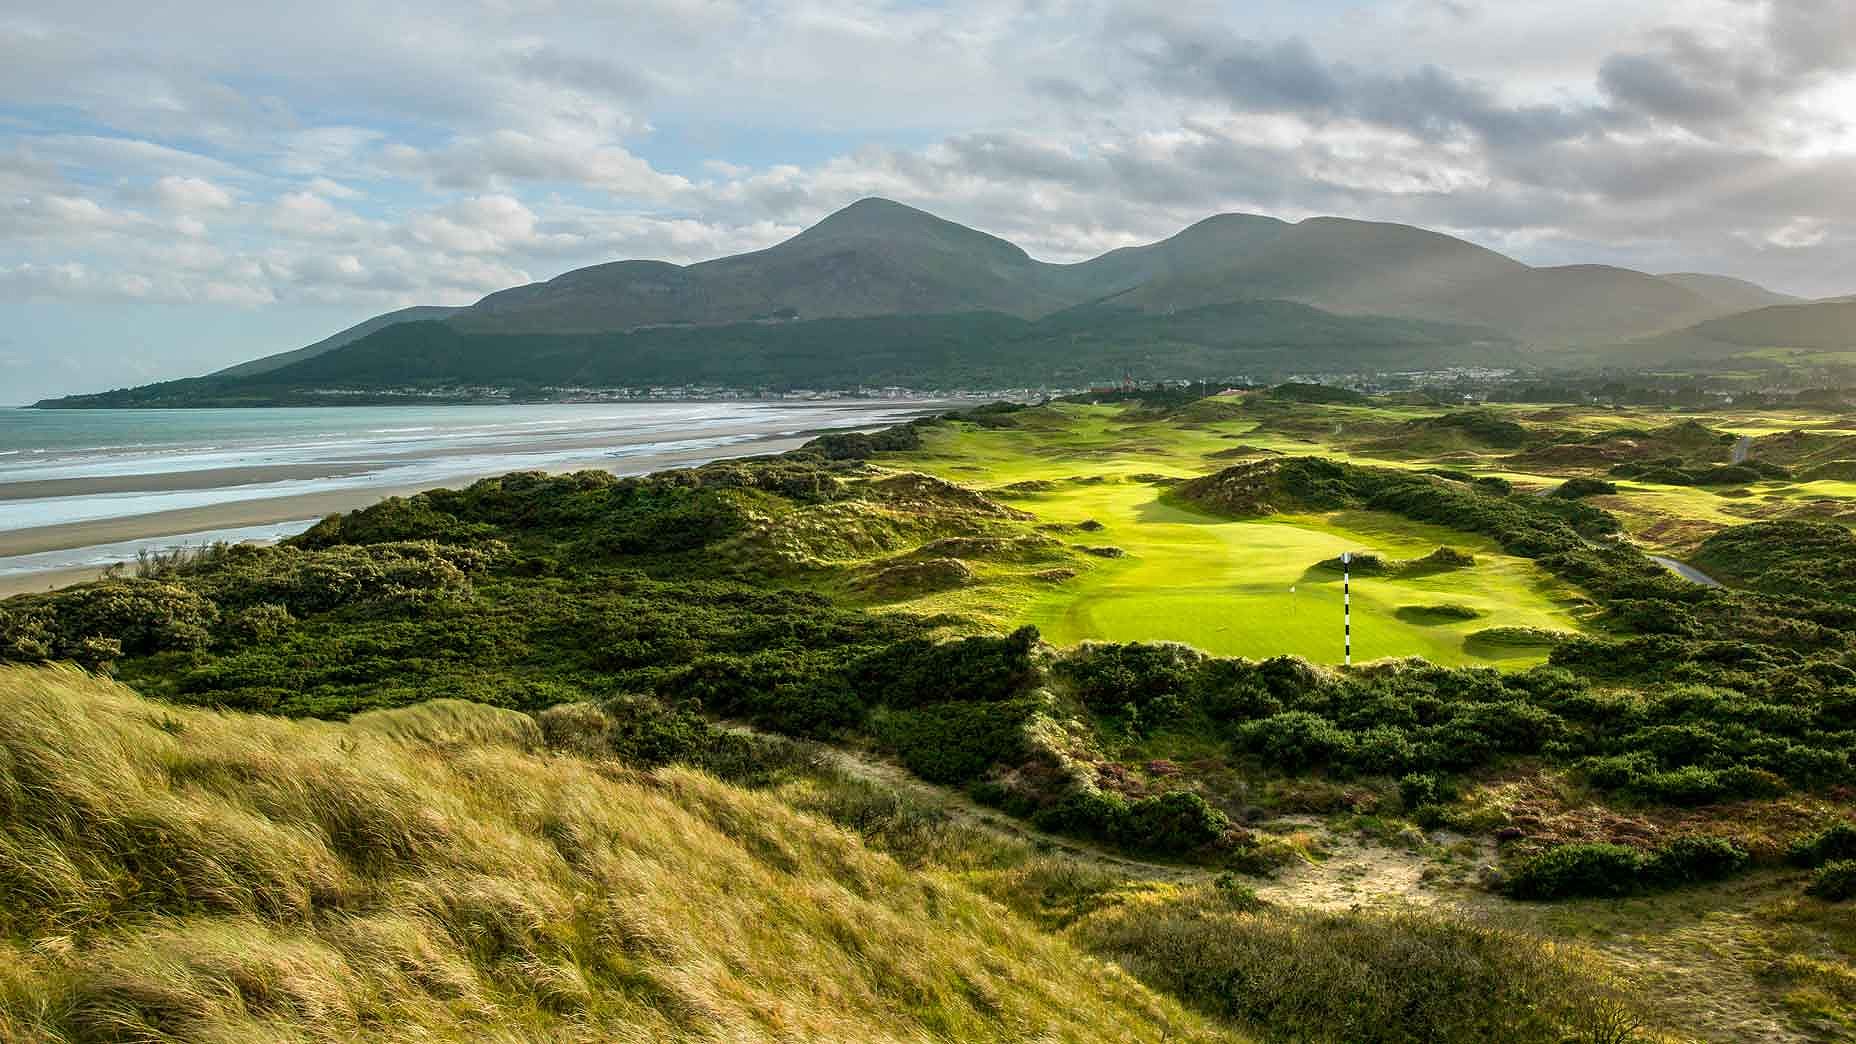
[3,0,1854,355]
[152,175,233,210]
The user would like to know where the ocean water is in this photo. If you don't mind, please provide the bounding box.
[0,402,933,579]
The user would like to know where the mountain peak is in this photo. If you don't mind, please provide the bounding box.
[787,196,1036,269]
[799,197,1014,245]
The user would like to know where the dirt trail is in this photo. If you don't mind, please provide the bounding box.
[787,727,1491,907]
[758,732,1814,1043]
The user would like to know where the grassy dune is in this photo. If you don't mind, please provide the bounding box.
[0,666,1219,1043]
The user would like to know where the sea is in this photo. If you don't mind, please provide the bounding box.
[0,401,937,583]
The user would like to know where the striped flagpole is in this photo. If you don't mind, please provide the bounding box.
[1341,551,1351,666]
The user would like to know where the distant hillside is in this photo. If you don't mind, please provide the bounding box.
[1056,213,1291,298]
[214,305,463,377]
[1657,272,1799,313]
[44,197,1800,405]
[41,302,1511,406]
[1117,223,1730,344]
[457,198,1074,333]
[1686,300,1856,350]
[1609,299,1856,368]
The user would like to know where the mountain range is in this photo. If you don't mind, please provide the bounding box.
[38,198,1852,406]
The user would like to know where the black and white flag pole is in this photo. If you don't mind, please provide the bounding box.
[1341,551,1351,667]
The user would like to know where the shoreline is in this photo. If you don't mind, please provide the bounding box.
[0,412,913,592]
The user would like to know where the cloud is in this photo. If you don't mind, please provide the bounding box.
[2,0,1854,372]
[152,175,234,211]
[380,130,689,197]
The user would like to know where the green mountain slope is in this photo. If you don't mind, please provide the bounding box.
[1657,272,1800,313]
[41,302,1511,406]
[40,199,1802,405]
[1618,299,1856,366]
[1685,300,1856,350]
[213,305,464,377]
[456,198,1076,333]
[1118,222,1729,344]
[1055,213,1291,298]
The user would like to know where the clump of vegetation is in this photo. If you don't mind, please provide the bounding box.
[1466,626,1570,648]
[1424,409,1532,448]
[1692,520,1856,604]
[1074,904,1649,1043]
[1315,546,1474,576]
[1610,458,1788,487]
[1789,822,1856,868]
[1507,837,1749,900]
[1806,861,1856,902]
[855,555,977,595]
[1552,477,1617,499]
[1396,603,1483,623]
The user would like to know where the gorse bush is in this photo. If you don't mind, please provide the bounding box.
[1806,861,1856,902]
[1507,837,1749,899]
[1788,822,1856,868]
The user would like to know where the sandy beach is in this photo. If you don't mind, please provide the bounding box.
[0,427,824,560]
[1,402,942,592]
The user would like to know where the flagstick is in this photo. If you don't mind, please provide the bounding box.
[1342,552,1351,667]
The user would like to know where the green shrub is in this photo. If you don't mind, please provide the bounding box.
[1806,861,1856,901]
[872,698,1037,784]
[857,626,1040,707]
[1115,791,1233,855]
[1507,844,1648,900]
[1398,772,1443,811]
[1552,477,1617,499]
[218,603,295,647]
[1647,836,1748,885]
[1236,711,1354,770]
[1510,836,1750,900]
[1056,641,1203,724]
[1788,822,1856,868]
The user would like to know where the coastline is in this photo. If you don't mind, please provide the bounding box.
[0,567,109,598]
[0,406,936,593]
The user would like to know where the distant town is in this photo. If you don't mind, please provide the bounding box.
[291,366,1530,406]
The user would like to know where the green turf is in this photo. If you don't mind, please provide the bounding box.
[886,407,1594,667]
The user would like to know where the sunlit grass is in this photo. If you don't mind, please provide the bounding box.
[878,411,1593,666]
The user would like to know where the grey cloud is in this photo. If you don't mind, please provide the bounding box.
[1767,0,1856,75]
[511,45,654,100]
[1127,14,1606,149]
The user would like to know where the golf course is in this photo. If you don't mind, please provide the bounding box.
[872,402,1594,665]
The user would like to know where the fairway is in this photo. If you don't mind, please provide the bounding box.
[898,408,1594,667]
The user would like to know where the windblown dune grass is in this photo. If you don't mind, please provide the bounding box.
[0,665,1218,1043]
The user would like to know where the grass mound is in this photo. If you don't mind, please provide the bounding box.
[907,534,1065,563]
[1174,458,1364,517]
[1395,603,1484,623]
[1466,626,1571,648]
[1313,547,1475,576]
[1798,460,1856,482]
[0,666,1213,1043]
[854,556,978,595]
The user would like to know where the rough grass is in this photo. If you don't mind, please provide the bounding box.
[0,665,1221,1043]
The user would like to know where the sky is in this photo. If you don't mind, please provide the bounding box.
[3,0,1853,403]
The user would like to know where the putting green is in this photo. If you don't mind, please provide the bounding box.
[897,408,1595,667]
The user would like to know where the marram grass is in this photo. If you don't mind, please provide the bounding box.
[0,665,1224,1043]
